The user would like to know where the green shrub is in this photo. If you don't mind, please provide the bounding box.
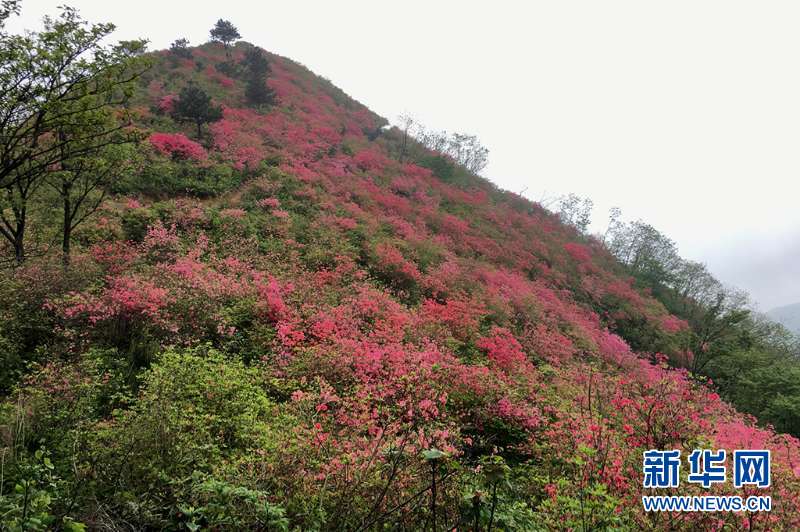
[177,473,288,531]
[0,448,86,532]
[112,160,243,198]
[83,346,277,525]
[120,206,159,242]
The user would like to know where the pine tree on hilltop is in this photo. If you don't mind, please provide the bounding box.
[209,19,240,54]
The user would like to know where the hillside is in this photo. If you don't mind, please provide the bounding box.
[769,303,800,335]
[3,33,800,530]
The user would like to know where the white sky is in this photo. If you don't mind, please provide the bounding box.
[8,1,800,310]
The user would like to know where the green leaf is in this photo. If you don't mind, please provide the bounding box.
[422,448,447,461]
[63,518,87,532]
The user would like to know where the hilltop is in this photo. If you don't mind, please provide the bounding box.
[2,30,800,530]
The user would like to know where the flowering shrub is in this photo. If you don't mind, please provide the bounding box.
[157,94,176,114]
[256,197,280,209]
[661,314,689,333]
[564,241,592,263]
[149,132,208,160]
[415,297,485,343]
[47,274,174,341]
[477,326,529,372]
[520,323,575,364]
[353,149,389,172]
[372,242,422,295]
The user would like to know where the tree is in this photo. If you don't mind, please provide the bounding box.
[170,37,192,59]
[448,133,489,175]
[556,193,593,234]
[0,2,147,263]
[415,127,449,154]
[52,140,135,267]
[602,207,621,244]
[606,219,682,287]
[240,46,269,75]
[602,212,759,375]
[0,163,42,264]
[1,0,20,26]
[686,286,750,373]
[240,47,276,107]
[411,125,489,175]
[171,85,223,138]
[396,114,415,163]
[209,19,240,53]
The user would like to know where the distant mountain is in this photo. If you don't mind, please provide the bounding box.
[768,302,800,334]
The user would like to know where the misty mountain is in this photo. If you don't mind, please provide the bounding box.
[768,302,800,335]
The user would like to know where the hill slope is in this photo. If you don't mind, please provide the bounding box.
[769,302,800,335]
[3,41,800,530]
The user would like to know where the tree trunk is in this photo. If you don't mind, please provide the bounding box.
[62,184,72,269]
[1,216,26,265]
[399,129,408,163]
[13,224,24,265]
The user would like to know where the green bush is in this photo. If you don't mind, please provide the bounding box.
[177,473,288,531]
[112,160,243,198]
[120,205,159,242]
[0,448,86,532]
[83,346,278,525]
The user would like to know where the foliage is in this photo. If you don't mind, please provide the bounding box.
[178,474,289,531]
[0,448,86,532]
[556,193,593,234]
[113,159,241,198]
[171,84,223,137]
[0,7,799,530]
[169,37,192,58]
[81,346,281,526]
[410,120,489,175]
[240,47,276,107]
[209,19,240,49]
[0,2,147,262]
[605,211,800,438]
[149,132,208,161]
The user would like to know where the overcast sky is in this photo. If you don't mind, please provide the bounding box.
[8,1,800,310]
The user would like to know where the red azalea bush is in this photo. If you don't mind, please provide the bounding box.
[149,132,208,160]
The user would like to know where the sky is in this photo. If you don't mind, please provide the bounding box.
[8,1,800,310]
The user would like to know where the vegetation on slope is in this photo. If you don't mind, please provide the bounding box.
[598,216,800,436]
[1,4,800,530]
